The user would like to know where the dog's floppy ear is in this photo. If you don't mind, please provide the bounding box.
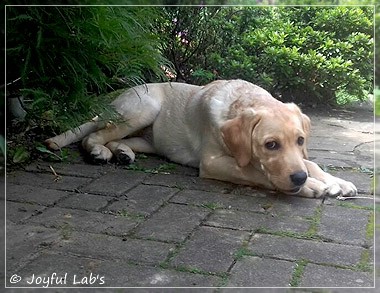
[286,103,311,159]
[221,109,261,167]
[301,113,311,159]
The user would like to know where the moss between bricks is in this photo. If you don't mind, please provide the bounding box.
[60,222,73,240]
[337,201,374,211]
[289,259,308,287]
[116,209,146,221]
[305,204,323,236]
[366,211,375,240]
[355,249,373,272]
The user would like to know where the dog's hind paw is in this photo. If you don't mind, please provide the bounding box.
[44,138,60,150]
[116,151,134,165]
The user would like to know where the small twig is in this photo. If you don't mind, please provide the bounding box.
[336,195,373,201]
[49,165,62,182]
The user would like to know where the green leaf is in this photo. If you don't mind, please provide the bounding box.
[0,135,5,156]
[13,147,29,163]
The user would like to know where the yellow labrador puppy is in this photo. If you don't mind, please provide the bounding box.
[45,79,357,198]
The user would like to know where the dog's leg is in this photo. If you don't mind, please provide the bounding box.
[45,117,106,150]
[300,160,357,198]
[105,137,156,164]
[200,155,275,190]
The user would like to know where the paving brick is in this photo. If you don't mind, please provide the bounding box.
[227,256,295,287]
[81,170,147,196]
[135,204,209,242]
[107,185,178,216]
[319,205,371,246]
[6,201,47,223]
[57,193,111,211]
[129,155,199,177]
[308,150,359,168]
[171,226,250,274]
[13,252,220,288]
[249,234,365,267]
[25,162,116,178]
[323,197,375,209]
[205,209,310,234]
[29,207,139,236]
[308,135,359,153]
[330,170,373,194]
[172,189,321,220]
[6,223,60,272]
[7,171,92,192]
[300,263,374,287]
[144,174,234,193]
[7,184,70,206]
[54,231,175,265]
[268,195,321,218]
[170,189,271,212]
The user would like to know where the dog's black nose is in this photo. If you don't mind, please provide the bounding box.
[290,171,307,186]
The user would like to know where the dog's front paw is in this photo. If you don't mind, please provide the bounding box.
[300,177,358,199]
[90,145,113,164]
[334,177,357,197]
[298,177,329,198]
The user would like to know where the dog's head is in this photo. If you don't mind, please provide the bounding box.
[221,103,310,194]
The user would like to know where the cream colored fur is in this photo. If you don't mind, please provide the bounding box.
[45,80,357,198]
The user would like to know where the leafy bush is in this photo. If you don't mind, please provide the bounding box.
[214,7,373,103]
[160,6,373,104]
[6,6,170,132]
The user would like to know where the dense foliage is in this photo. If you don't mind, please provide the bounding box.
[4,2,376,165]
[6,6,170,131]
[160,6,374,104]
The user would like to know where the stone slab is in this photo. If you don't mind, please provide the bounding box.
[144,174,235,193]
[107,185,178,216]
[135,204,209,242]
[170,189,272,213]
[249,234,365,267]
[227,256,295,287]
[12,252,221,288]
[7,171,92,192]
[319,205,372,247]
[54,231,175,266]
[205,209,310,234]
[25,162,116,178]
[81,170,147,196]
[300,263,374,287]
[29,207,139,236]
[308,150,360,168]
[7,184,70,206]
[308,135,360,152]
[171,226,250,274]
[330,170,373,194]
[127,155,199,177]
[6,223,61,272]
[56,193,111,212]
[6,201,47,223]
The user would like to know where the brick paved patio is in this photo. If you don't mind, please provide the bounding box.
[4,105,377,290]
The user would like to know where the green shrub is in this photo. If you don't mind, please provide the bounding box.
[211,7,373,103]
[6,6,170,132]
[160,6,373,104]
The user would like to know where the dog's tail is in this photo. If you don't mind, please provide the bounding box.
[44,116,106,150]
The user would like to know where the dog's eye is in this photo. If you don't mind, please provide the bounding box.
[297,137,305,146]
[265,141,280,150]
